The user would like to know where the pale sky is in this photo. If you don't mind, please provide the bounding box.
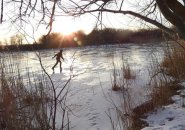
[0,12,134,44]
[0,0,145,44]
[1,0,180,44]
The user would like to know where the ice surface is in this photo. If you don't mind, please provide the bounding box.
[0,43,167,130]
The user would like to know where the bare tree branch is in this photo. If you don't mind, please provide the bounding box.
[72,8,175,35]
[0,0,3,23]
[1,0,185,41]
[166,0,185,21]
[156,0,185,39]
[47,0,57,35]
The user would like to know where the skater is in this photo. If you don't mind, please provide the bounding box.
[52,49,64,72]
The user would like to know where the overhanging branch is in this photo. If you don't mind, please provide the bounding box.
[75,8,176,36]
[47,0,57,35]
[166,0,185,21]
[1,0,3,23]
[156,0,185,39]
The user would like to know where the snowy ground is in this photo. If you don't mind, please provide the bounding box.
[48,44,155,130]
[141,82,185,130]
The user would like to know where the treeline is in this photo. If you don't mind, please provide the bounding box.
[0,28,164,51]
[84,28,163,45]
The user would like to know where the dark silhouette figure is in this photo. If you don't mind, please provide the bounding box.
[52,49,64,72]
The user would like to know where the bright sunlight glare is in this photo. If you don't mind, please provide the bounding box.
[53,17,94,35]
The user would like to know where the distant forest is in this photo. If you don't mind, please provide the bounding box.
[0,28,165,51]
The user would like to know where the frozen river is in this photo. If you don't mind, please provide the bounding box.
[0,43,166,130]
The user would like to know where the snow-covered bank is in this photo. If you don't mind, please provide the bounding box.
[141,82,185,130]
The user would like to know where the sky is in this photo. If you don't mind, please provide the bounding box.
[0,0,144,44]
[1,0,183,45]
[0,12,134,44]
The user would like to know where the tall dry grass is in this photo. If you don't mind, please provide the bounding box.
[111,56,136,91]
[109,56,136,130]
[0,62,50,130]
[0,52,71,130]
[162,45,185,80]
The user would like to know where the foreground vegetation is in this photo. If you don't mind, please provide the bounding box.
[0,54,72,130]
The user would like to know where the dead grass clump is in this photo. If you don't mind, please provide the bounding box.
[150,82,174,108]
[111,58,136,91]
[112,84,122,91]
[22,93,51,106]
[161,47,185,79]
[123,64,136,80]
[111,61,122,91]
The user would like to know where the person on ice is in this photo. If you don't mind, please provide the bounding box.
[52,49,64,72]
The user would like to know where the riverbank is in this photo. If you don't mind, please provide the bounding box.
[130,41,185,130]
[141,82,185,130]
[0,41,165,53]
[131,81,183,130]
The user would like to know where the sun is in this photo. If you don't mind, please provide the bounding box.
[60,27,76,36]
[53,17,93,35]
[53,22,76,35]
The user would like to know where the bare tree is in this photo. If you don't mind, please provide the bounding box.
[156,0,185,39]
[0,0,64,34]
[1,0,185,39]
[10,34,23,45]
[65,0,185,39]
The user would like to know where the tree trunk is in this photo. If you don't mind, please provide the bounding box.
[156,0,185,40]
